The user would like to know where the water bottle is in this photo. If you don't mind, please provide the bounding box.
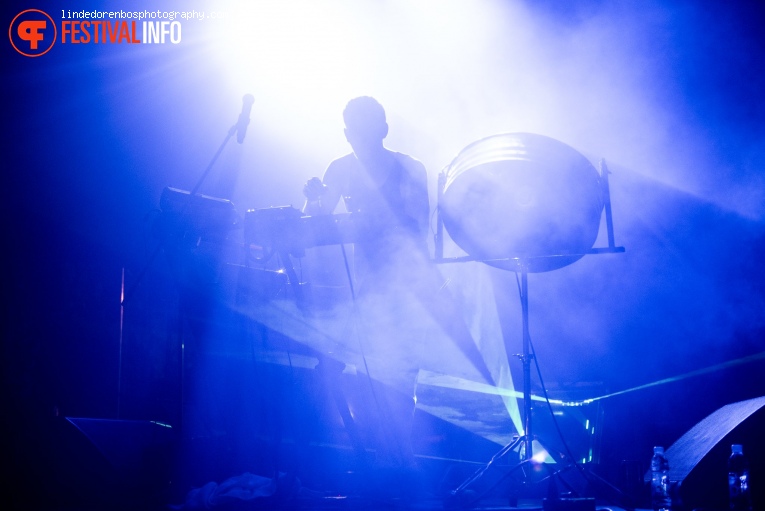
[728,444,752,511]
[651,446,671,511]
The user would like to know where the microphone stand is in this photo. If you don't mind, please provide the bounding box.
[122,105,246,307]
[117,102,248,427]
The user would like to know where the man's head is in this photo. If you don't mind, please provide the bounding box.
[343,96,388,157]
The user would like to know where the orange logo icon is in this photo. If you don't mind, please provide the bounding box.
[9,9,57,57]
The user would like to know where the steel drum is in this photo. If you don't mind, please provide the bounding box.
[440,133,603,272]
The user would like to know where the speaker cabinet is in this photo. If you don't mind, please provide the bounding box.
[646,396,765,509]
[50,417,176,509]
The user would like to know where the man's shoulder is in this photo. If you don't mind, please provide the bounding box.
[393,151,426,175]
[392,151,423,166]
[327,153,357,170]
[323,153,357,183]
[324,153,357,176]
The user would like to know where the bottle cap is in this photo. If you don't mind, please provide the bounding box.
[732,444,743,454]
[653,446,665,455]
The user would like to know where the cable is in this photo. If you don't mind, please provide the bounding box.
[337,243,387,445]
[339,244,356,301]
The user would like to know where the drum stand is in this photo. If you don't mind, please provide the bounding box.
[437,159,624,507]
[443,261,545,509]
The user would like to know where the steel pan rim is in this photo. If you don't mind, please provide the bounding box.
[440,132,603,273]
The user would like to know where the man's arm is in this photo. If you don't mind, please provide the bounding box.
[401,157,430,239]
[302,161,344,216]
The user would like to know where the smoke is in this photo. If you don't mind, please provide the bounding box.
[8,0,764,456]
[170,0,765,443]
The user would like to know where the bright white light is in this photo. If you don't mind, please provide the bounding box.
[208,1,368,117]
[532,440,555,463]
[532,449,549,464]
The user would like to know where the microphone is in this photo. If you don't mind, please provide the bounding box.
[236,94,255,144]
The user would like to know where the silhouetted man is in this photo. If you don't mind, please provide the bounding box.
[303,96,492,382]
[303,96,429,291]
